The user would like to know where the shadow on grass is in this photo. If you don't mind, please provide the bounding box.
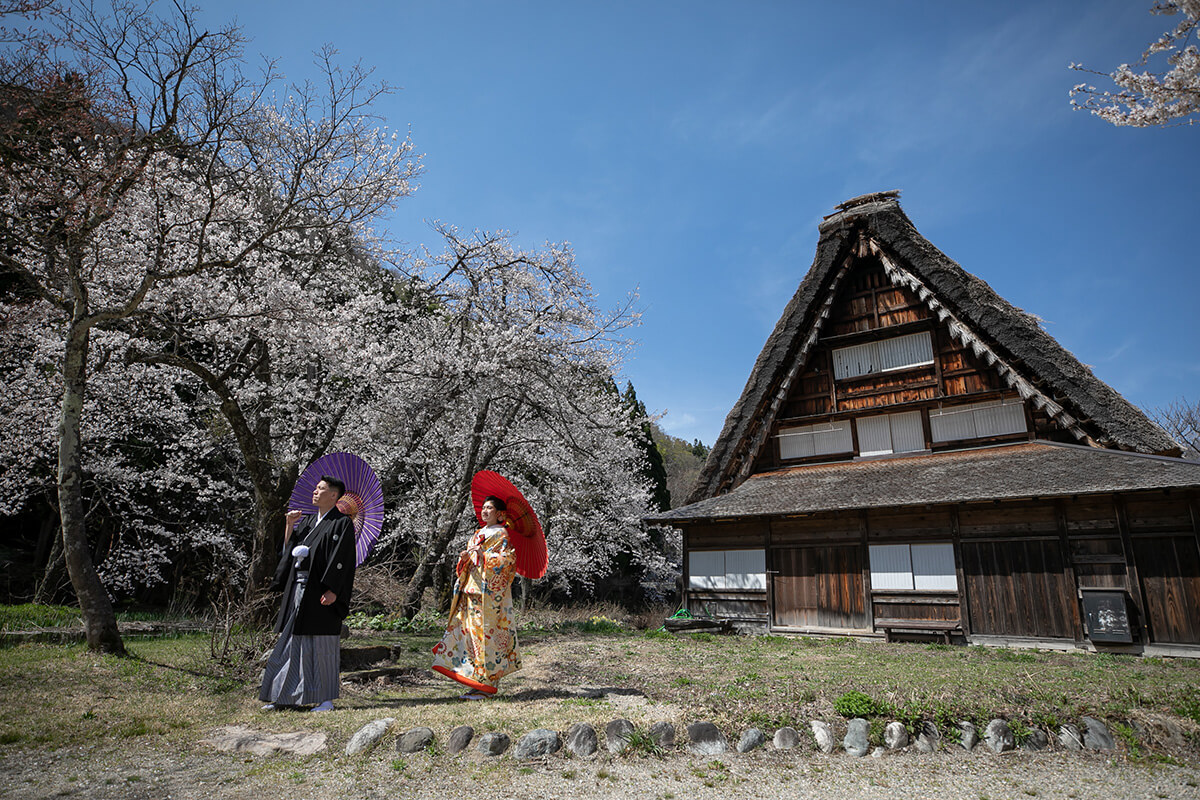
[354,684,640,709]
[126,652,256,690]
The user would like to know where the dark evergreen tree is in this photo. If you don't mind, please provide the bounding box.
[622,382,671,512]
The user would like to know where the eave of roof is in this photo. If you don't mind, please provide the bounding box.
[650,441,1200,524]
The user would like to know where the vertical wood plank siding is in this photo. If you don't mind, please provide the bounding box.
[961,538,1074,639]
[1131,535,1200,644]
[772,545,867,629]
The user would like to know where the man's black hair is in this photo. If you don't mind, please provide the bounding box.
[321,475,347,499]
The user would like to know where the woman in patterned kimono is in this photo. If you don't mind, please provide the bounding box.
[431,496,522,699]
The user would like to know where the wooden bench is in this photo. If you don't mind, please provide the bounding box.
[874,618,962,644]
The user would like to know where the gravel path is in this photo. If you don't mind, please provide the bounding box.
[3,738,1198,800]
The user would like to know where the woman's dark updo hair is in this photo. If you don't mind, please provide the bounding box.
[483,495,507,512]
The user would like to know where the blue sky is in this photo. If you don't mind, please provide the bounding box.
[196,1,1199,446]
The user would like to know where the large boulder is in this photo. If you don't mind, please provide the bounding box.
[201,726,326,756]
[1022,728,1049,752]
[477,732,510,756]
[737,728,766,753]
[958,721,978,751]
[396,726,435,754]
[605,719,635,754]
[773,727,800,750]
[1132,714,1186,749]
[883,721,909,750]
[1081,717,1116,751]
[447,725,474,754]
[915,722,940,753]
[1057,724,1083,751]
[649,721,676,749]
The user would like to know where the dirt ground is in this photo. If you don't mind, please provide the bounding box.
[4,647,1200,800]
[4,725,1200,800]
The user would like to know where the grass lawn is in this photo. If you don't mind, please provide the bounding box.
[1,604,1199,765]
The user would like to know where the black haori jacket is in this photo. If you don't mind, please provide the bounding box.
[270,508,357,636]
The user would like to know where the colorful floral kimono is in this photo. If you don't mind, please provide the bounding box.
[432,524,521,694]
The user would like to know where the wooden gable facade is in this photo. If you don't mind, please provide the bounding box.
[649,192,1200,656]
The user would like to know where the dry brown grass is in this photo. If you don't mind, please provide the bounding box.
[2,613,1200,766]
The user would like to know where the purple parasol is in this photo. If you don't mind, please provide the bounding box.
[289,452,384,567]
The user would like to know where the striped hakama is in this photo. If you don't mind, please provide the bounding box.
[259,571,341,706]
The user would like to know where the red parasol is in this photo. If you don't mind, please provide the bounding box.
[470,471,547,579]
[289,452,384,567]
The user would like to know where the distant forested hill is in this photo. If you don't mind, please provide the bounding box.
[650,426,710,509]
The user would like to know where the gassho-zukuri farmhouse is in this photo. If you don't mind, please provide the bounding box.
[647,191,1200,657]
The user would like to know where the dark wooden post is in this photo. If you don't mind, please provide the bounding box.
[765,517,776,631]
[1055,500,1084,644]
[951,507,971,637]
[681,527,691,613]
[860,509,873,631]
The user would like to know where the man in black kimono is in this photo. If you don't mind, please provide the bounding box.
[259,475,356,711]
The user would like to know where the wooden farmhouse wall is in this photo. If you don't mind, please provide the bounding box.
[681,490,1200,653]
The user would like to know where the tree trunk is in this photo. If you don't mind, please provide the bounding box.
[247,495,286,594]
[58,320,125,655]
[33,498,68,604]
[34,522,69,605]
[400,490,473,619]
[431,556,454,613]
[398,397,524,619]
[32,496,60,568]
[398,404,492,619]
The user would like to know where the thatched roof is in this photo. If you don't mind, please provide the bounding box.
[687,193,1178,505]
[653,442,1200,523]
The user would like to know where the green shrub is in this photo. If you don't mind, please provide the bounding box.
[746,710,799,731]
[1028,710,1061,732]
[345,610,439,632]
[623,728,665,758]
[833,690,887,718]
[928,703,962,740]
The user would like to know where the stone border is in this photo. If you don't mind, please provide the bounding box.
[297,714,1136,762]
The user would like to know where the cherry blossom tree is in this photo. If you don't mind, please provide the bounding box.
[125,238,421,594]
[0,298,247,606]
[337,224,658,618]
[0,0,419,652]
[1070,1,1200,127]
